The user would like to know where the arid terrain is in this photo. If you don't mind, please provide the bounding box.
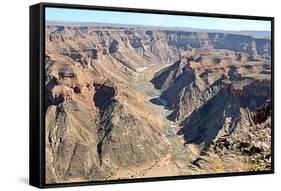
[45,23,272,183]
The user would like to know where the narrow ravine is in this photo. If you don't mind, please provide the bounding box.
[134,64,192,177]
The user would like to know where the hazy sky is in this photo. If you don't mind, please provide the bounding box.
[46,7,271,31]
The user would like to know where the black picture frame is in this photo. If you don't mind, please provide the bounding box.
[30,2,275,188]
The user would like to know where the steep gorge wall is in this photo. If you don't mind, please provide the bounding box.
[178,76,271,147]
[46,25,271,71]
[151,49,271,121]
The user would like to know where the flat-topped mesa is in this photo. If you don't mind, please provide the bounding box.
[179,49,223,70]
[177,48,268,74]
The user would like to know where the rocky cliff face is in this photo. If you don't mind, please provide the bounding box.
[151,48,271,173]
[45,61,168,183]
[45,24,272,183]
[178,75,271,146]
[189,98,272,173]
[152,49,271,121]
[45,26,170,183]
[47,25,271,67]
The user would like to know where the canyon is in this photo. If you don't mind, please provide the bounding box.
[45,23,272,183]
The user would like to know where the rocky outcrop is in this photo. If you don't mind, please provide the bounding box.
[193,101,272,173]
[45,74,167,183]
[108,39,119,53]
[253,99,272,124]
[152,49,271,121]
[178,76,271,147]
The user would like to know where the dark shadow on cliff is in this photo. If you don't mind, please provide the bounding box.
[177,80,269,146]
[167,75,226,122]
[93,83,116,110]
[177,89,228,145]
[150,60,181,90]
[149,97,170,110]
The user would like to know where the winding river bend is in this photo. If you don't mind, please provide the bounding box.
[133,64,195,177]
